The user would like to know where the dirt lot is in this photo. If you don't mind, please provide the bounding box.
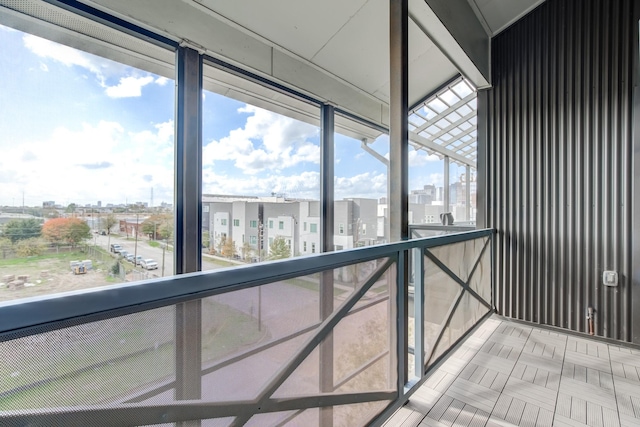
[0,249,121,302]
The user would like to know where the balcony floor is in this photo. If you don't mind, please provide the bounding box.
[384,316,640,427]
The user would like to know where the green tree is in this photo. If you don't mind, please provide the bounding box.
[141,214,173,240]
[65,203,77,214]
[241,241,252,260]
[0,237,12,259]
[101,214,118,235]
[268,236,291,260]
[2,218,42,243]
[202,230,211,249]
[15,238,46,257]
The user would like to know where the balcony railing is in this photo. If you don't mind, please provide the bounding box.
[0,229,493,427]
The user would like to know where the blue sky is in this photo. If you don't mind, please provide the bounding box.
[0,23,449,208]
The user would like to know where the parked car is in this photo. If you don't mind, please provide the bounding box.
[110,244,122,253]
[119,250,129,259]
[140,259,158,270]
[125,253,135,263]
[134,255,143,265]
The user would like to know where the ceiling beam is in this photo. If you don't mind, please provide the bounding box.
[409,0,491,89]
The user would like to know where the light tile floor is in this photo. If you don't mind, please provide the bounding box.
[383,316,640,427]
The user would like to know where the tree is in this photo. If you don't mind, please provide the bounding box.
[101,214,118,234]
[241,241,252,260]
[141,214,173,240]
[2,218,42,243]
[65,203,77,214]
[216,236,226,254]
[202,230,210,250]
[0,237,11,259]
[222,238,236,258]
[268,236,291,260]
[15,238,45,257]
[42,217,91,247]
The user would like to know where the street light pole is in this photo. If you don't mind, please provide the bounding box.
[134,212,139,267]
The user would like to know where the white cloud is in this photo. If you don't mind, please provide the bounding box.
[0,120,175,206]
[203,105,319,174]
[23,34,158,98]
[409,148,440,167]
[202,170,320,200]
[335,172,387,199]
[105,76,155,98]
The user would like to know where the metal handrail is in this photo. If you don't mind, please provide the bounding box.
[0,229,492,340]
[0,228,494,427]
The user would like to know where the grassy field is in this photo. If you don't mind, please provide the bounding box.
[0,248,119,301]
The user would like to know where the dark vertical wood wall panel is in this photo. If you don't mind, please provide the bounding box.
[485,0,636,341]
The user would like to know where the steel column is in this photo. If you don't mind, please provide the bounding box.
[390,0,409,389]
[476,90,488,229]
[320,103,335,425]
[631,0,640,344]
[444,156,450,214]
[465,165,471,222]
[174,46,203,416]
[412,247,425,377]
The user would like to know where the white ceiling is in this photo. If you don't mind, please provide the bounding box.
[1,0,543,131]
[468,0,546,36]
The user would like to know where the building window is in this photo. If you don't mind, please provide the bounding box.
[286,239,291,248]
[303,222,307,231]
[310,223,317,233]
[233,219,240,226]
[203,206,209,212]
[339,223,344,234]
[303,241,307,251]
[279,221,284,230]
[362,224,366,235]
[250,220,257,228]
[311,243,316,253]
[269,237,273,246]
[269,220,273,228]
[221,219,227,226]
[250,235,257,244]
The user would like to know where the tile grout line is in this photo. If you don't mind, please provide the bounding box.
[479,321,533,426]
[549,330,569,427]
[607,343,625,427]
[420,319,503,426]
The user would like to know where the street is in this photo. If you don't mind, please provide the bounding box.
[92,233,226,277]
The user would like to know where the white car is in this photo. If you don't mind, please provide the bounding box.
[140,258,158,270]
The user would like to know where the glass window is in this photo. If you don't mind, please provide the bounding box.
[201,63,320,269]
[233,219,240,227]
[334,128,388,249]
[221,219,227,226]
[0,23,175,302]
[303,241,307,251]
[311,242,316,253]
[303,222,307,231]
[250,235,257,244]
[310,223,317,233]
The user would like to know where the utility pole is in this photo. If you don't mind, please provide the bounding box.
[134,212,139,267]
